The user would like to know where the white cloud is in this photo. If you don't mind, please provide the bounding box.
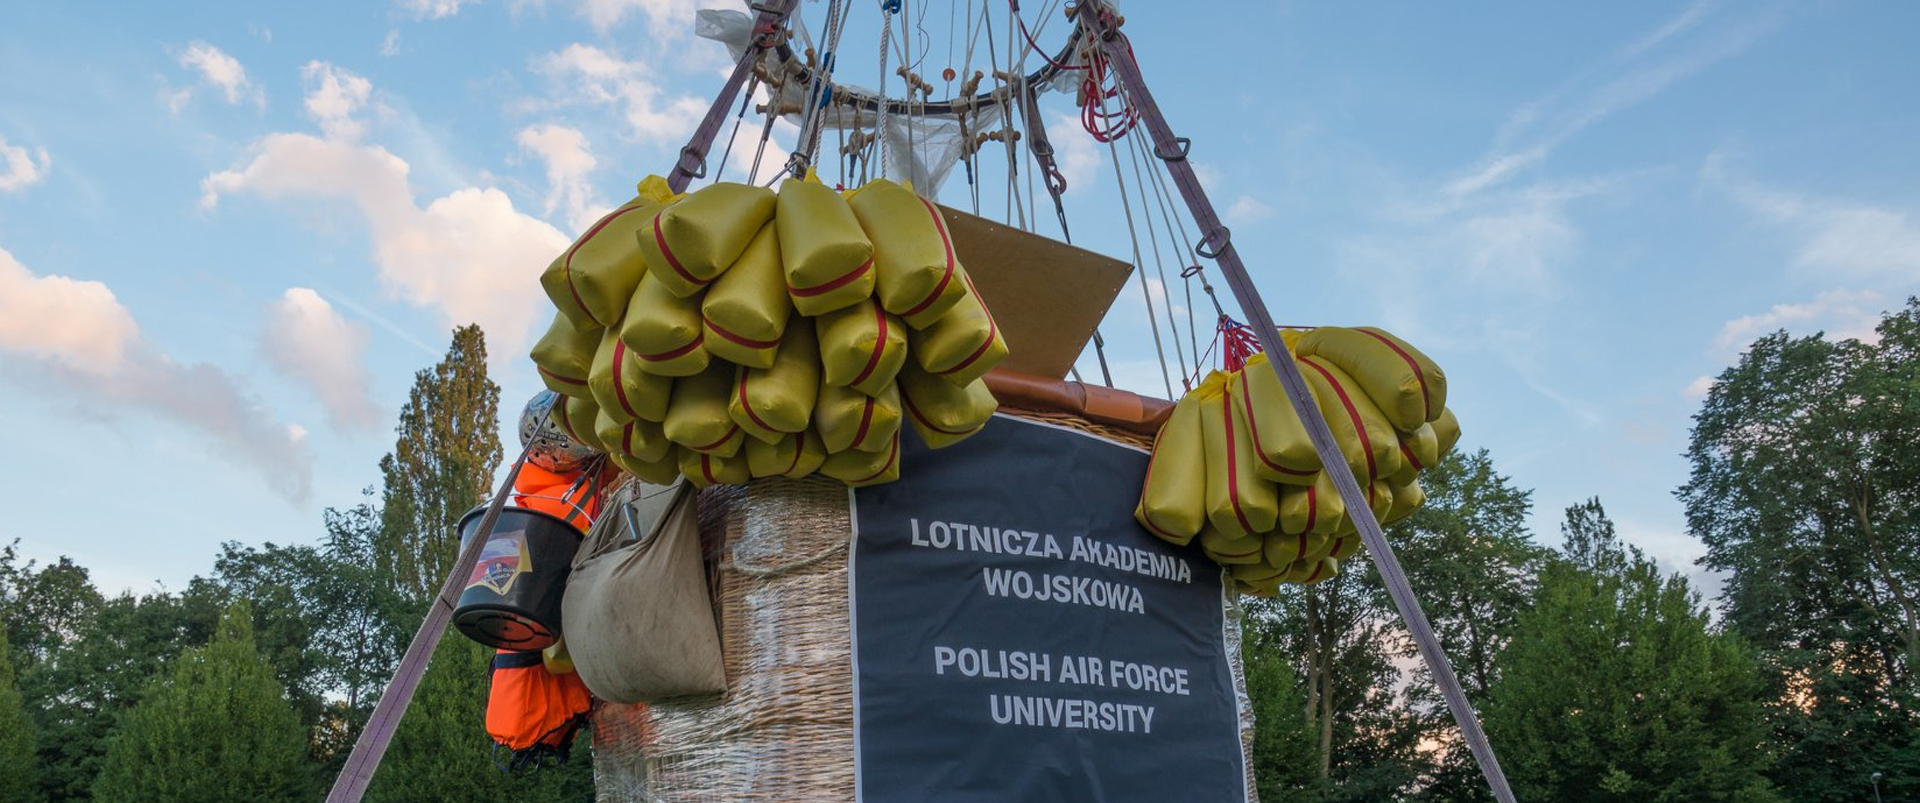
[575,0,714,35]
[1710,164,1920,283]
[302,61,374,141]
[517,123,608,232]
[0,246,313,503]
[381,30,402,57]
[528,44,707,141]
[1682,375,1717,401]
[400,0,476,19]
[263,288,381,431]
[0,135,51,192]
[1048,112,1101,195]
[178,41,264,109]
[1225,195,1274,226]
[1711,288,1886,357]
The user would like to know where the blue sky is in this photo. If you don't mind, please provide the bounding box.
[1,0,1915,596]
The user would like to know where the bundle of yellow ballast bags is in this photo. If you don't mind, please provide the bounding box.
[529,174,1007,489]
[1135,327,1460,596]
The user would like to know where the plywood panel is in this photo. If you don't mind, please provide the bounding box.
[938,206,1132,379]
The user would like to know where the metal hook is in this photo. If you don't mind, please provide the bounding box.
[1194,225,1232,260]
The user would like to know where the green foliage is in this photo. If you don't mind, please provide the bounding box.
[92,602,310,803]
[0,627,42,803]
[1484,500,1780,803]
[1242,619,1319,803]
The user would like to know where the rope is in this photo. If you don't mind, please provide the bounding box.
[1104,134,1176,400]
[723,537,850,578]
[1123,127,1190,384]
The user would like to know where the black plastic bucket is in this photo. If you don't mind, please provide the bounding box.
[452,505,583,651]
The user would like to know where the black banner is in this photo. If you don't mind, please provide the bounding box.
[851,415,1247,803]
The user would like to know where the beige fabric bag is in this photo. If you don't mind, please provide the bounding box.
[563,480,727,702]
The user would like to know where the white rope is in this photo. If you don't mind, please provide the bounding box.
[1103,134,1177,400]
[1123,129,1191,384]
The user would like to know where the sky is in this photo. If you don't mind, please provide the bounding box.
[1,0,1916,598]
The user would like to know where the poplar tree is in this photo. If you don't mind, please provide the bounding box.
[0,627,40,803]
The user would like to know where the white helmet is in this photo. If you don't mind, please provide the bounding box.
[519,390,596,472]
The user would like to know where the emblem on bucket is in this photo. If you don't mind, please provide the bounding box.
[468,534,532,595]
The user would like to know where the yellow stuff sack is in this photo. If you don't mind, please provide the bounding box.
[746,429,828,479]
[816,298,908,396]
[1278,472,1345,536]
[1134,392,1207,544]
[1265,531,1333,569]
[609,451,680,485]
[619,272,709,377]
[815,381,902,454]
[699,222,789,369]
[908,274,1008,387]
[1199,527,1263,565]
[1330,535,1362,561]
[729,318,821,444]
[531,312,599,397]
[1235,354,1323,484]
[1385,477,1426,524]
[778,177,875,316]
[1297,355,1406,483]
[847,178,968,322]
[594,408,670,464]
[679,447,750,488]
[1285,557,1338,586]
[588,325,672,424]
[1432,407,1462,457]
[821,432,901,487]
[539,182,673,330]
[662,361,744,457]
[1230,561,1289,587]
[1391,422,1441,484]
[899,361,996,449]
[1295,326,1447,432]
[550,394,605,453]
[1200,372,1280,538]
[639,182,777,298]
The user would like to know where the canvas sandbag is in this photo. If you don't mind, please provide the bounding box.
[1277,472,1345,536]
[1199,526,1263,566]
[596,407,671,464]
[1236,354,1322,485]
[640,182,777,298]
[820,431,901,487]
[816,297,908,396]
[589,324,673,424]
[539,179,674,330]
[745,428,827,479]
[531,312,599,397]
[609,451,681,485]
[700,221,789,368]
[1386,477,1426,524]
[1285,557,1338,586]
[564,481,726,702]
[663,361,744,457]
[1297,355,1406,483]
[1432,407,1462,457]
[1229,561,1288,588]
[1199,372,1279,538]
[898,361,996,449]
[907,273,1007,386]
[620,272,710,377]
[1264,531,1333,569]
[1134,391,1207,544]
[815,381,902,454]
[728,317,820,444]
[847,178,967,322]
[1295,326,1447,432]
[1397,422,1441,479]
[550,394,605,453]
[778,176,875,315]
[678,446,750,488]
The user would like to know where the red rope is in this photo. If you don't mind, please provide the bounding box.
[1220,317,1261,372]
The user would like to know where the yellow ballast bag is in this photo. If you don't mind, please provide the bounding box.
[595,408,671,464]
[1278,473,1346,536]
[899,361,996,449]
[815,381,903,454]
[1199,527,1263,565]
[778,177,875,316]
[746,429,828,479]
[1329,534,1362,561]
[1395,422,1441,483]
[729,319,821,444]
[1235,355,1322,484]
[609,451,680,485]
[1134,392,1208,543]
[619,273,710,377]
[1199,372,1280,538]
[847,178,968,322]
[1385,478,1426,524]
[639,182,777,298]
[699,222,790,369]
[539,192,669,330]
[821,432,901,487]
[1265,531,1333,569]
[1295,326,1447,432]
[551,394,605,453]
[662,362,744,457]
[816,298,908,396]
[1285,557,1338,586]
[1433,407,1462,457]
[1230,561,1289,587]
[1297,355,1406,483]
[908,274,1008,387]
[679,447,750,488]
[531,312,600,397]
[589,325,672,424]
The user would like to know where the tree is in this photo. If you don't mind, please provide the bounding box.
[376,324,503,607]
[1483,499,1780,803]
[0,627,41,803]
[92,602,309,803]
[1243,619,1319,802]
[1679,298,1920,801]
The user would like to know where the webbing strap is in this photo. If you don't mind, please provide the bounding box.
[1076,6,1518,802]
[667,0,801,193]
[324,448,531,803]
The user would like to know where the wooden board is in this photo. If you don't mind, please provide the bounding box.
[938,205,1133,379]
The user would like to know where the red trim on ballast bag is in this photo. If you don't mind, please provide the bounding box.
[789,258,874,297]
[850,395,877,449]
[937,275,1002,377]
[900,197,959,318]
[539,366,589,388]
[1235,370,1316,478]
[561,204,650,327]
[610,340,642,419]
[851,434,900,483]
[901,389,974,435]
[637,335,703,363]
[705,316,781,350]
[1300,356,1378,481]
[782,432,808,475]
[850,304,891,388]
[652,213,714,290]
[735,371,781,434]
[688,424,740,453]
[1356,327,1432,421]
[1220,380,1255,535]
